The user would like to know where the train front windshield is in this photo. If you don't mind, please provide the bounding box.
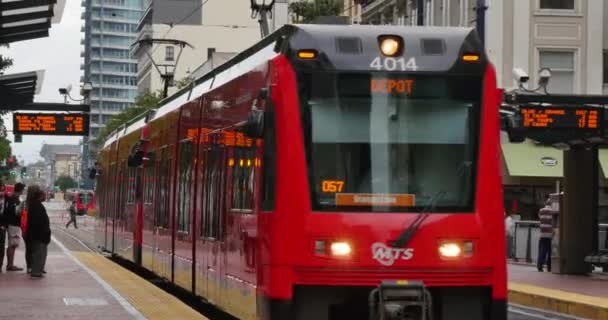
[298,72,482,213]
[79,193,93,205]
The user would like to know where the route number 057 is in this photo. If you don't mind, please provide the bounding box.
[370,57,418,71]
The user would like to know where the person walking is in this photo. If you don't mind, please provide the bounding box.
[537,197,556,272]
[24,185,50,278]
[505,211,515,259]
[2,183,26,272]
[66,200,78,229]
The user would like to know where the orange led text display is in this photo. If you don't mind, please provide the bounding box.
[521,107,600,130]
[321,180,345,193]
[13,113,89,136]
[370,79,414,95]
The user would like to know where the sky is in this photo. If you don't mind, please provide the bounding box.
[0,1,83,164]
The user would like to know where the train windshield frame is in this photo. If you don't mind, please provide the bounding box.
[297,71,483,213]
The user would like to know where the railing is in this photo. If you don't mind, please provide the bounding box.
[511,221,608,263]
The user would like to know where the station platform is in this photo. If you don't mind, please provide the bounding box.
[508,264,608,319]
[0,233,206,319]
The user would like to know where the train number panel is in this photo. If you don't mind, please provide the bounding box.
[13,113,90,136]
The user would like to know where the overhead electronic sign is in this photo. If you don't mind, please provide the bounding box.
[520,106,603,132]
[13,113,90,136]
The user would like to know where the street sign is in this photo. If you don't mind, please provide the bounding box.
[13,113,89,136]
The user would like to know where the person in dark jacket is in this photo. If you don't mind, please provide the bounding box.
[24,185,50,278]
[66,200,78,229]
[2,183,25,272]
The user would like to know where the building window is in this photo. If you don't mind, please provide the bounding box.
[603,51,608,85]
[165,46,174,61]
[539,50,575,94]
[540,0,574,10]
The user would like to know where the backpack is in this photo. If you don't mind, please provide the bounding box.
[20,207,28,235]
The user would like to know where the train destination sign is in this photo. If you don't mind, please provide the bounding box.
[520,106,603,131]
[13,113,90,136]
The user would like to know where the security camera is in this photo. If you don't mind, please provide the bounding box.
[58,88,68,95]
[538,68,551,86]
[513,68,529,84]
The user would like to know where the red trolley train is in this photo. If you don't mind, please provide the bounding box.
[95,25,506,320]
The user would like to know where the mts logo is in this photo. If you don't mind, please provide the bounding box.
[371,242,414,266]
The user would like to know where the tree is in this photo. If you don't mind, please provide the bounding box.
[55,175,77,192]
[0,44,14,165]
[175,76,194,90]
[0,44,13,74]
[289,0,343,23]
[90,91,161,148]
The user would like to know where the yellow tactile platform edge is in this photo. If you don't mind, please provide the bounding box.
[509,282,608,320]
[73,252,207,320]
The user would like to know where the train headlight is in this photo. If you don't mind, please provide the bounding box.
[379,36,403,57]
[439,243,461,258]
[438,240,474,259]
[330,242,352,257]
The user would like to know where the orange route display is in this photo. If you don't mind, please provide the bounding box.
[13,113,90,136]
[520,106,603,131]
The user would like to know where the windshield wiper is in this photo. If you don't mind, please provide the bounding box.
[391,161,472,248]
[391,190,446,248]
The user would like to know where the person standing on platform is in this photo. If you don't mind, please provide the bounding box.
[24,185,50,278]
[505,211,514,259]
[2,183,25,272]
[537,197,556,272]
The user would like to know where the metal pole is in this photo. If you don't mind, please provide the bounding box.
[476,0,487,45]
[259,10,270,37]
[417,0,424,26]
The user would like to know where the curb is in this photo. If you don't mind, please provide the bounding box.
[508,282,608,319]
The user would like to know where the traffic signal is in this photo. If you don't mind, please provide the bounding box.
[20,167,27,177]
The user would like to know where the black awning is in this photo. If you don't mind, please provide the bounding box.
[0,70,43,109]
[0,0,59,44]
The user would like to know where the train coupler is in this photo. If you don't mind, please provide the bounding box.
[368,280,433,320]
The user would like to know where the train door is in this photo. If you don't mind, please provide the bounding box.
[154,147,172,280]
[200,141,227,306]
[225,142,259,318]
[175,138,195,290]
[107,163,116,252]
[142,150,155,271]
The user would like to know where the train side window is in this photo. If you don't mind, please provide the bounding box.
[120,162,127,221]
[155,148,170,228]
[201,144,226,240]
[231,147,256,212]
[144,152,155,204]
[177,140,194,233]
[109,163,116,220]
[261,109,276,211]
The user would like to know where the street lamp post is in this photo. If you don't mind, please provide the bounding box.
[80,81,93,190]
[250,0,276,38]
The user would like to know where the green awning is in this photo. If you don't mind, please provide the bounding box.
[502,141,608,179]
[502,140,563,178]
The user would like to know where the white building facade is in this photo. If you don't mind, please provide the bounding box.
[353,0,606,94]
[134,0,261,96]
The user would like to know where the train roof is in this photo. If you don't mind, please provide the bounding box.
[103,24,485,148]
